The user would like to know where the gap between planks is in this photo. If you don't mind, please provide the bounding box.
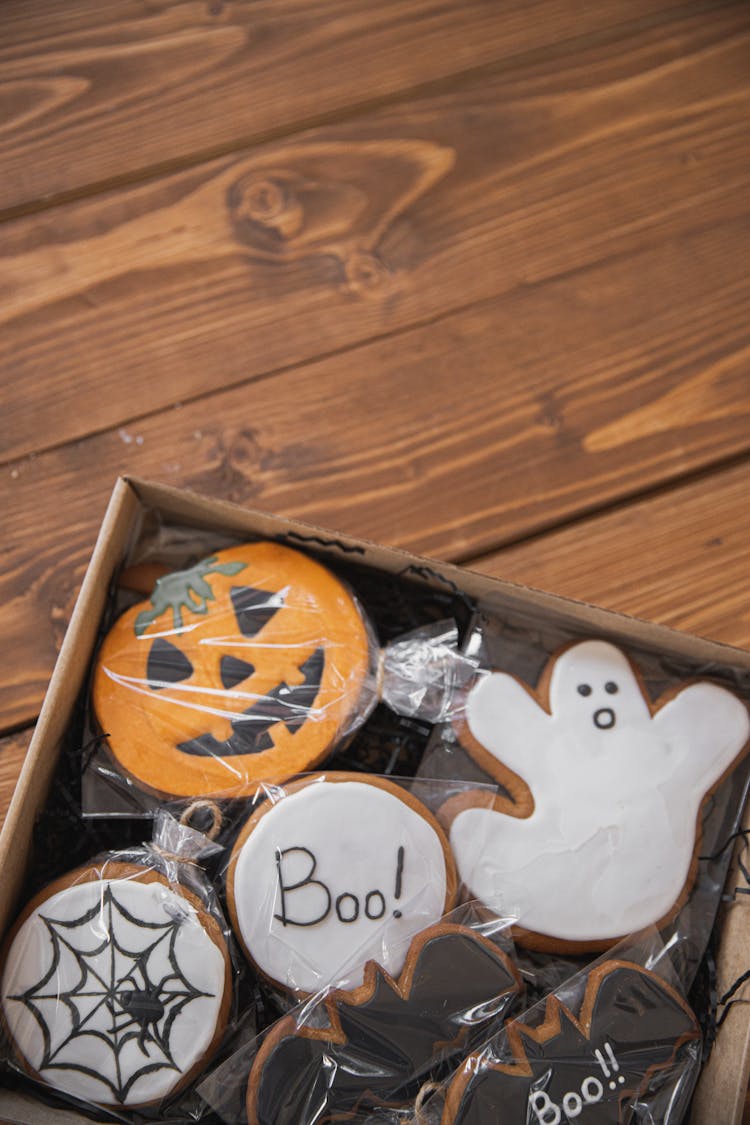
[3,208,750,729]
[0,0,731,224]
[3,2,750,465]
[2,443,750,818]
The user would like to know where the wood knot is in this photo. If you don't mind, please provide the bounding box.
[344,251,390,297]
[229,174,304,243]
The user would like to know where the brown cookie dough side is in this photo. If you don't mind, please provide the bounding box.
[0,859,233,1110]
[227,772,458,994]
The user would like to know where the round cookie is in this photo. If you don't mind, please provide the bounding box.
[93,542,374,798]
[1,861,232,1109]
[446,638,750,951]
[227,773,458,994]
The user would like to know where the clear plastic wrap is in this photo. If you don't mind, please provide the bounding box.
[419,613,750,993]
[84,536,476,814]
[8,503,750,1124]
[217,772,497,998]
[0,812,236,1121]
[199,903,523,1125]
[403,930,702,1125]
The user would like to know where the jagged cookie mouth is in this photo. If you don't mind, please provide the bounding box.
[178,647,325,758]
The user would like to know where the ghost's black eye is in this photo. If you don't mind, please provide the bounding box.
[577,683,592,697]
[605,681,619,694]
[147,639,193,688]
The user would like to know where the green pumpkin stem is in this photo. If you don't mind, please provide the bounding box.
[133,555,246,636]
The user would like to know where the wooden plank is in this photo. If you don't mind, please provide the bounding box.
[0,0,704,215]
[2,3,749,463]
[0,729,31,829]
[473,457,750,652]
[3,213,750,730]
[4,457,750,827]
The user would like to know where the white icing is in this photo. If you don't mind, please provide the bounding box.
[1,877,227,1107]
[231,779,448,992]
[451,640,750,941]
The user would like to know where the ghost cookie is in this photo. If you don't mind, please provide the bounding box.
[93,541,374,798]
[441,958,700,1125]
[247,923,523,1125]
[447,639,750,951]
[227,773,458,994]
[0,861,231,1109]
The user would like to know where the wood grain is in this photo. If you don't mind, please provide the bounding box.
[4,455,750,821]
[473,456,750,653]
[0,729,31,828]
[0,0,704,216]
[3,4,749,462]
[4,214,750,730]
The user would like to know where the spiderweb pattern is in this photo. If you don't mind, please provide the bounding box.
[8,883,214,1104]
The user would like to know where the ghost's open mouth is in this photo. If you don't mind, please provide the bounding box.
[593,707,616,730]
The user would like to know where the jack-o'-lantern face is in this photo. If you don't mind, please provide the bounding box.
[93,542,374,798]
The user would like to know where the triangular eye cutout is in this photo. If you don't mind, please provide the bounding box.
[220,655,256,690]
[147,638,194,688]
[230,585,284,637]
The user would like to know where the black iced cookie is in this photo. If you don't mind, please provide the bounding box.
[442,958,701,1124]
[247,923,523,1125]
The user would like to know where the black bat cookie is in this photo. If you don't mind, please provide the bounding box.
[247,923,523,1125]
[442,959,701,1125]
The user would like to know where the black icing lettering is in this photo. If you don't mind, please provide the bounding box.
[394,846,405,900]
[393,845,405,916]
[365,891,386,920]
[336,893,360,924]
[274,847,331,928]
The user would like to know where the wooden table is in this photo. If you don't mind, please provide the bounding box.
[2,0,750,1072]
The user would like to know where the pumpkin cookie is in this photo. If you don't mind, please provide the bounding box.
[227,773,458,994]
[0,861,231,1109]
[93,542,374,798]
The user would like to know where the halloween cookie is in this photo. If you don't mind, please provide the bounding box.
[93,541,374,798]
[227,773,458,993]
[442,959,701,1124]
[0,861,231,1109]
[446,639,750,951]
[247,923,523,1125]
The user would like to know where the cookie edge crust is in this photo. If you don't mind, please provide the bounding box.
[91,541,374,799]
[226,771,459,994]
[440,957,700,1125]
[246,921,523,1125]
[0,859,233,1110]
[447,639,750,953]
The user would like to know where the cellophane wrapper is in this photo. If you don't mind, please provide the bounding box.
[199,902,523,1125]
[0,812,238,1122]
[389,930,702,1125]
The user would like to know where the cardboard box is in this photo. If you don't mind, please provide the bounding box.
[2,476,749,1124]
